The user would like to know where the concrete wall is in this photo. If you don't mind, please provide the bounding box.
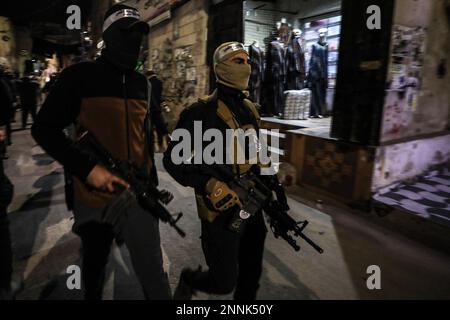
[144,0,209,130]
[373,0,450,191]
[372,133,450,191]
[380,0,450,143]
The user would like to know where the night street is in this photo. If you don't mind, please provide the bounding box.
[1,0,450,307]
[5,121,450,300]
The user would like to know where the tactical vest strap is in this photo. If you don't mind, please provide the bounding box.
[243,99,261,125]
[198,89,218,104]
[217,100,240,130]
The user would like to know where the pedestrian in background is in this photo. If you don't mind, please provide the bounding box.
[145,70,170,151]
[0,65,16,299]
[18,73,40,129]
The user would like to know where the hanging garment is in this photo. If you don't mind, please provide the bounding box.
[286,36,306,90]
[262,40,286,116]
[249,44,264,105]
[307,42,328,117]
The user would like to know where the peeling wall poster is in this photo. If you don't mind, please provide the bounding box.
[381,25,426,141]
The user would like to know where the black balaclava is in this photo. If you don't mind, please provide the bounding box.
[101,4,149,72]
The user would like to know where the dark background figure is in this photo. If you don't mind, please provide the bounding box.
[145,70,169,148]
[18,74,40,128]
[3,72,19,146]
[0,68,15,299]
[0,67,14,158]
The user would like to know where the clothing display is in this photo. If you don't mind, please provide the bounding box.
[286,36,306,90]
[307,42,329,117]
[283,89,311,120]
[263,40,286,116]
[249,43,264,105]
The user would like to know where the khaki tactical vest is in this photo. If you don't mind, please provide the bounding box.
[195,93,262,222]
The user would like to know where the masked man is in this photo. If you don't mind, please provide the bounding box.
[163,42,268,300]
[32,4,171,300]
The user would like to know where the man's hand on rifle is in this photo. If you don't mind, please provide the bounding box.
[205,178,241,212]
[87,164,129,193]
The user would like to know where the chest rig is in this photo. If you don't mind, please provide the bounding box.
[195,93,262,222]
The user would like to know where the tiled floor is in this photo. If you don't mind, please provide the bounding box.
[374,167,450,228]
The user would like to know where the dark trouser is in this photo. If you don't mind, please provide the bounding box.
[21,104,37,128]
[273,74,285,116]
[191,211,267,300]
[0,160,13,290]
[309,79,327,117]
[74,200,171,300]
[0,208,12,290]
[5,122,12,145]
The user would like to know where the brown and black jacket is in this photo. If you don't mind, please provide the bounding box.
[32,55,168,209]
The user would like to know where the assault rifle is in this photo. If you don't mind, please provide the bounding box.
[206,165,324,254]
[75,130,186,238]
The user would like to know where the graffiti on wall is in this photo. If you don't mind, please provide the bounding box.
[381,25,426,141]
[151,38,198,128]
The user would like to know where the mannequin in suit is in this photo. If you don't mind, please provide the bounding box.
[308,28,329,118]
[286,29,306,90]
[263,19,291,116]
[249,41,264,105]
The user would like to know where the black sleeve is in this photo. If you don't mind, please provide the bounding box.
[162,105,210,192]
[150,78,168,136]
[0,80,12,126]
[31,65,98,180]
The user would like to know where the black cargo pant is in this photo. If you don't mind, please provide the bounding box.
[0,161,13,291]
[0,208,12,290]
[191,210,267,300]
[21,103,37,128]
[73,200,171,300]
[309,78,327,117]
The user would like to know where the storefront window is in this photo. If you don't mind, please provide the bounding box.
[243,0,342,132]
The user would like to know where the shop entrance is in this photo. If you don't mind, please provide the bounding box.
[243,0,342,139]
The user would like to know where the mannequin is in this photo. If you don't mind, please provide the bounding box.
[308,28,329,118]
[249,41,264,104]
[286,28,306,90]
[262,19,291,116]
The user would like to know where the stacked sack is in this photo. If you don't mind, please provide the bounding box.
[282,89,311,120]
